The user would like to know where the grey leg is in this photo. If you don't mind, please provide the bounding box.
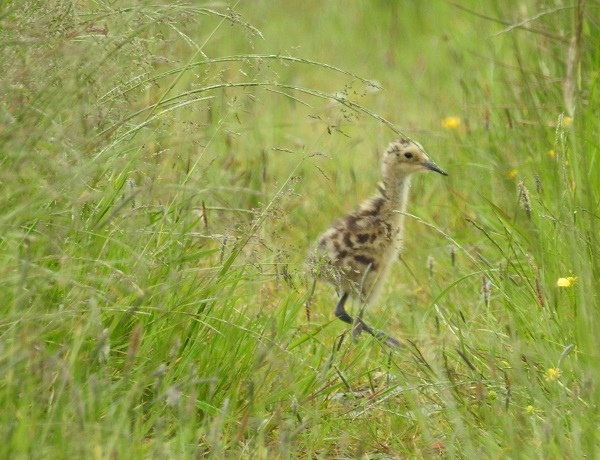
[334,292,402,348]
[334,292,352,323]
[352,302,367,341]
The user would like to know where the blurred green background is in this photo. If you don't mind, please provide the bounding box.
[1,1,598,458]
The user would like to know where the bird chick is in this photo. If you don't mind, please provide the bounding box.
[308,138,447,347]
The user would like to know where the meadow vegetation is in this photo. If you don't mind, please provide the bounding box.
[1,0,599,458]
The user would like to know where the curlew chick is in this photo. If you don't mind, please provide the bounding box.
[308,138,447,347]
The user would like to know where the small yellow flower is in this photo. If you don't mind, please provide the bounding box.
[545,367,562,382]
[547,150,556,158]
[562,117,573,127]
[442,116,461,130]
[526,405,535,415]
[557,276,577,287]
[507,169,519,179]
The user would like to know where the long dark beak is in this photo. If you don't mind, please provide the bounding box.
[422,162,448,176]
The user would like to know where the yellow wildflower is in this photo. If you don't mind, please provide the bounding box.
[545,368,562,382]
[507,169,518,179]
[547,150,556,158]
[562,117,573,127]
[557,276,577,287]
[526,405,535,415]
[442,116,461,129]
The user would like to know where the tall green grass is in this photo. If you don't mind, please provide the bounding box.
[1,0,599,458]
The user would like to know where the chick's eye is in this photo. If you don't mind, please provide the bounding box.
[404,152,413,159]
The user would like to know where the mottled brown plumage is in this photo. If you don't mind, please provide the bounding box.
[308,138,447,347]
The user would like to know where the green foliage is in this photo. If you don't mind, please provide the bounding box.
[1,0,599,458]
